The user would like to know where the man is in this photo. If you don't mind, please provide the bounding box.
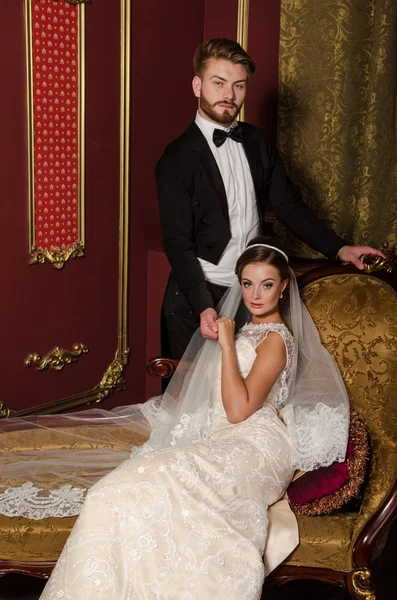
[156,38,384,358]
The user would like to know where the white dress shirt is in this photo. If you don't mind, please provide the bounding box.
[195,112,259,287]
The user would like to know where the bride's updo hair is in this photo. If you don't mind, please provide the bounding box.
[235,236,289,282]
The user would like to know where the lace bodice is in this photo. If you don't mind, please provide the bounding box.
[211,322,294,432]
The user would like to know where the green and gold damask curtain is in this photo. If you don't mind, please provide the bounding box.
[277,0,397,258]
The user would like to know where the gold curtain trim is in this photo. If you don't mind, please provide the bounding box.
[25,343,89,372]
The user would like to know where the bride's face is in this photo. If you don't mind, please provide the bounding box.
[240,262,288,322]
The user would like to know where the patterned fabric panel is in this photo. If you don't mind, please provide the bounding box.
[0,425,147,455]
[0,513,76,562]
[277,0,397,256]
[301,274,397,552]
[284,513,357,572]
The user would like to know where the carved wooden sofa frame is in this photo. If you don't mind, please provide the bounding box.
[0,262,396,600]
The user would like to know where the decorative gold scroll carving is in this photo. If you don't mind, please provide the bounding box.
[25,343,89,371]
[96,355,126,400]
[236,0,250,122]
[28,241,85,270]
[0,403,12,420]
[348,568,376,599]
[361,242,396,274]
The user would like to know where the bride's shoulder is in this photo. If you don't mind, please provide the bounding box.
[236,321,292,348]
[238,321,293,338]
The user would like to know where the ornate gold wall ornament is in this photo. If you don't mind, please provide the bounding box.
[29,241,85,269]
[348,569,376,599]
[361,242,396,274]
[0,403,12,419]
[25,343,89,371]
[96,356,126,400]
[236,0,250,122]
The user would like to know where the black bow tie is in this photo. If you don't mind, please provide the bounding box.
[212,124,244,148]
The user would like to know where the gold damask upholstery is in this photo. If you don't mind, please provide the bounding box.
[269,269,397,596]
[288,513,356,572]
[0,513,76,563]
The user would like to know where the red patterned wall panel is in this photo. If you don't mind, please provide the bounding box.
[26,0,84,268]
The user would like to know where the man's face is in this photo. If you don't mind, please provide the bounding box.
[192,59,248,126]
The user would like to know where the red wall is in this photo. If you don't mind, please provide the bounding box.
[126,0,206,403]
[204,0,239,40]
[244,0,281,138]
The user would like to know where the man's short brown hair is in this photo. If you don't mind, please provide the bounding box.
[193,38,256,79]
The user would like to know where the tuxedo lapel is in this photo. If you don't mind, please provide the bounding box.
[187,123,230,227]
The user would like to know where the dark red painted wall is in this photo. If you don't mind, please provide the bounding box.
[126,0,206,403]
[244,0,281,137]
[204,0,239,40]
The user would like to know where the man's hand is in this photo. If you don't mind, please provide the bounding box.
[200,307,219,340]
[337,245,386,270]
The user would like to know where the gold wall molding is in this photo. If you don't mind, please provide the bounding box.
[29,241,85,269]
[3,0,132,419]
[236,0,250,122]
[25,343,89,371]
[25,0,86,268]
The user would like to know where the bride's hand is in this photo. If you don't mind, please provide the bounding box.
[216,318,235,350]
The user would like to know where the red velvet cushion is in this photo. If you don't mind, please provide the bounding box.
[287,410,369,516]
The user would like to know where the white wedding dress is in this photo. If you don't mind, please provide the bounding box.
[40,322,296,600]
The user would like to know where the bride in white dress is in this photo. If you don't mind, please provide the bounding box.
[0,239,349,599]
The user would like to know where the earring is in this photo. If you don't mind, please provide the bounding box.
[279,292,283,299]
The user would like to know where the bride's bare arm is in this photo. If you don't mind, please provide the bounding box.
[217,318,286,424]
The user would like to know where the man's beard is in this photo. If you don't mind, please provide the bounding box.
[199,93,240,126]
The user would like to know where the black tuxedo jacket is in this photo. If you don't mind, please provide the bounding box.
[155,121,346,317]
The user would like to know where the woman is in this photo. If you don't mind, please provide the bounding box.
[0,239,349,599]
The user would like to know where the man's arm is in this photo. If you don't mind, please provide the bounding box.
[155,151,214,318]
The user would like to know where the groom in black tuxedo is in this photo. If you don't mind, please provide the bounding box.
[156,38,383,358]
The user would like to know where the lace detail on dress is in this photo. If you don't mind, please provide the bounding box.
[169,405,213,447]
[282,402,350,471]
[0,482,86,520]
[236,322,295,411]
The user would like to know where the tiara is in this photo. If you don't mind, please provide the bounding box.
[243,244,289,263]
